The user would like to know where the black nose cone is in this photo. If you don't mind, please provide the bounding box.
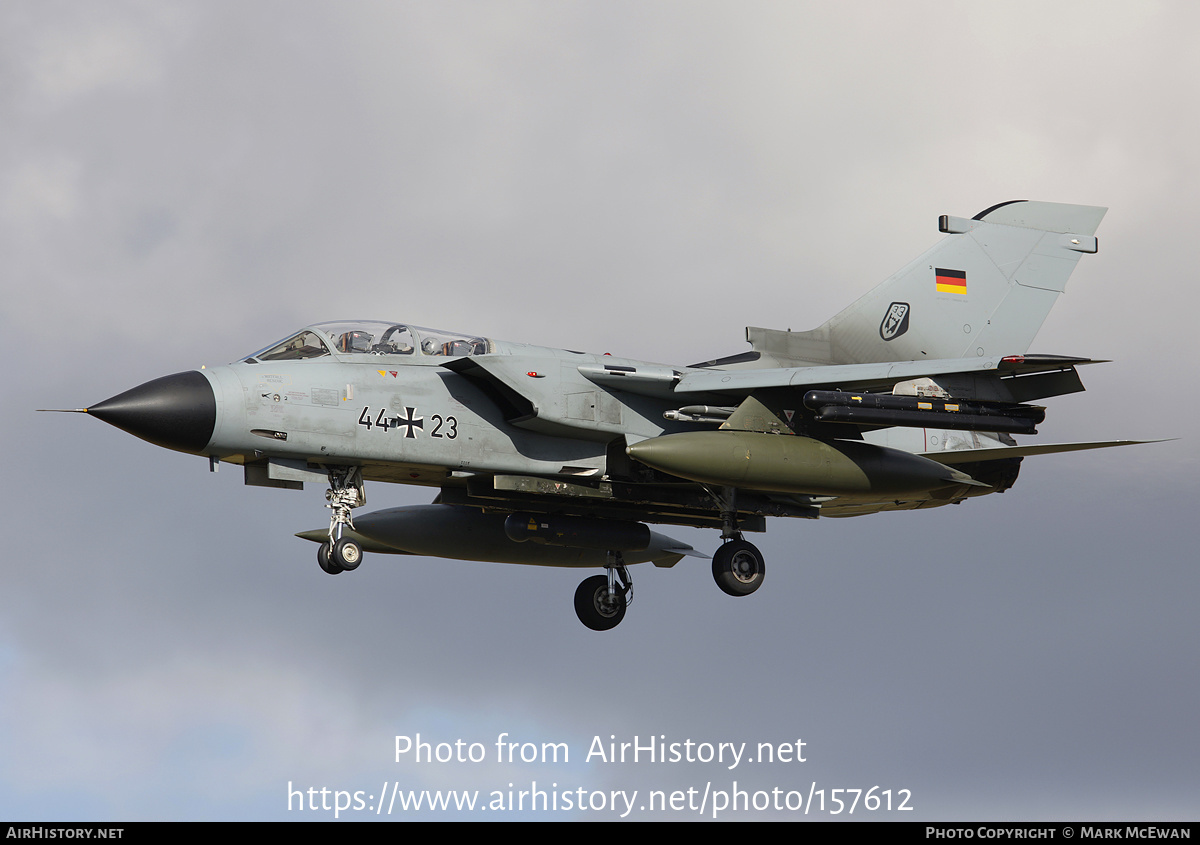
[88,371,217,454]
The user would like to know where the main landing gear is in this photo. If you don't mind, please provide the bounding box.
[712,539,765,596]
[568,521,767,631]
[707,484,765,597]
[574,552,632,631]
[316,467,366,576]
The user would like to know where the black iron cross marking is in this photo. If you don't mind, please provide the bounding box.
[394,406,424,438]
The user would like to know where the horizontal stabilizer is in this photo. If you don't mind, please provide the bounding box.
[921,439,1169,465]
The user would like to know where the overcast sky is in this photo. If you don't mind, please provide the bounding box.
[2,1,1197,821]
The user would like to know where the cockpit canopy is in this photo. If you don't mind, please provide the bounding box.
[245,321,490,363]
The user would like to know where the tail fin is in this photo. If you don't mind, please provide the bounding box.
[748,200,1107,366]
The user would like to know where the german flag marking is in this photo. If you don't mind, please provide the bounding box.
[935,267,967,294]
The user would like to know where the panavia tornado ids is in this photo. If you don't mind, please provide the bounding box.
[48,200,1148,630]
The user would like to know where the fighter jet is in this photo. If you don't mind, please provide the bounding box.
[48,200,1147,630]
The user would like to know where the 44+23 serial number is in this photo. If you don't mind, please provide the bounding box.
[358,406,457,440]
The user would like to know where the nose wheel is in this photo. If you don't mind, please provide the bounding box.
[317,542,342,575]
[318,537,363,574]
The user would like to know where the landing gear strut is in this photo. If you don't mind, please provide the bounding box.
[706,485,766,597]
[574,552,632,631]
[317,467,365,575]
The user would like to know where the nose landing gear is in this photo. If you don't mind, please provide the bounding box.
[317,467,365,575]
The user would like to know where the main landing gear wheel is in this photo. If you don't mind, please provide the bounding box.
[331,537,363,571]
[712,539,765,596]
[317,542,343,575]
[574,574,627,631]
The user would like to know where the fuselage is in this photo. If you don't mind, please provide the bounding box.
[86,318,1008,519]
[96,320,699,485]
